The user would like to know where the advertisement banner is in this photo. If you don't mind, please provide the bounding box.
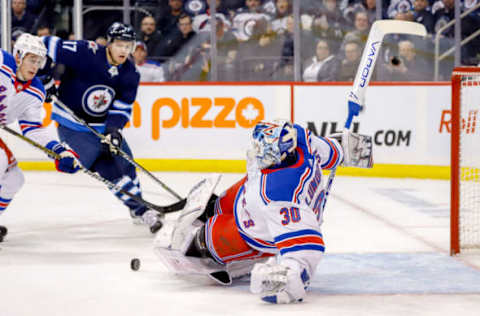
[294,84,451,165]
[6,84,291,161]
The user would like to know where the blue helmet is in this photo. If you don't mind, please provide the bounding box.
[251,119,297,169]
[106,22,136,43]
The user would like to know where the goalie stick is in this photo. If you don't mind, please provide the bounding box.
[0,125,186,214]
[321,20,427,211]
[51,95,183,201]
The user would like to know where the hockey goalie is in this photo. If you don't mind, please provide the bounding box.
[154,119,373,304]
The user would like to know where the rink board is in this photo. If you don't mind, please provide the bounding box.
[4,82,468,179]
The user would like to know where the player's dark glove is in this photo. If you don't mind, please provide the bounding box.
[102,127,123,155]
[53,145,81,174]
[42,75,58,103]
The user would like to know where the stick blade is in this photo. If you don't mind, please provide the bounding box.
[372,20,427,37]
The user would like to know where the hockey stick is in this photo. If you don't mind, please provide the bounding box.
[0,125,186,214]
[51,95,183,201]
[321,20,427,210]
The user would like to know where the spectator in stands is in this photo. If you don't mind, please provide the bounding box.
[36,24,51,36]
[387,0,414,19]
[271,0,292,35]
[158,13,197,58]
[220,0,245,18]
[215,18,240,81]
[132,41,166,82]
[137,15,163,59]
[300,0,324,17]
[28,0,56,32]
[232,0,272,42]
[413,0,435,34]
[343,0,379,26]
[276,15,294,80]
[392,7,415,22]
[169,16,238,81]
[157,0,186,35]
[11,28,26,47]
[192,0,231,34]
[378,40,431,81]
[310,0,347,53]
[337,40,362,81]
[12,0,36,32]
[342,11,370,49]
[235,18,283,81]
[302,39,339,82]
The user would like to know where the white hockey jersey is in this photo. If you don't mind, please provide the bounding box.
[135,61,165,82]
[233,124,343,278]
[0,49,57,148]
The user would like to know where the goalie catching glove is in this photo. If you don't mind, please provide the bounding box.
[46,142,81,174]
[250,258,310,304]
[330,130,373,168]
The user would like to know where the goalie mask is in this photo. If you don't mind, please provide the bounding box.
[13,33,47,68]
[251,119,297,169]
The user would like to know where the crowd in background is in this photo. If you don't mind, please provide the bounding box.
[3,0,480,82]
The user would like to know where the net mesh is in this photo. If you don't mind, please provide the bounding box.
[459,73,480,250]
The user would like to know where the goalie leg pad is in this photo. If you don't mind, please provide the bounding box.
[170,174,221,251]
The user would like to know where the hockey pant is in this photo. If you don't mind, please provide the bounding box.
[57,125,147,216]
[205,177,273,264]
[0,138,25,214]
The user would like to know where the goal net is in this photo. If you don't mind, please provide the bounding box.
[451,67,480,255]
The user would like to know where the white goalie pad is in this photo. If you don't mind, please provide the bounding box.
[333,131,373,168]
[154,246,224,276]
[154,246,267,286]
[154,174,221,253]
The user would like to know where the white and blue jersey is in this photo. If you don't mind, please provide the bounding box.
[42,37,140,132]
[0,49,61,151]
[234,124,343,278]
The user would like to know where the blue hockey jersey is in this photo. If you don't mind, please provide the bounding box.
[42,37,140,132]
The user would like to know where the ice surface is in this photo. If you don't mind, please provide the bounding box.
[1,172,480,316]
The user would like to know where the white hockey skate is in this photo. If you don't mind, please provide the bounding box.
[130,209,164,233]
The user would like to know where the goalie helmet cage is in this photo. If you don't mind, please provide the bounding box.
[451,67,480,255]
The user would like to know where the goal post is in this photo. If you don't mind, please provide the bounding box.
[451,67,480,255]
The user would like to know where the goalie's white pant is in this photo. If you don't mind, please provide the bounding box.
[0,139,25,214]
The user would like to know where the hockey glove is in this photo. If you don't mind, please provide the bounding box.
[41,75,58,103]
[250,258,309,304]
[54,146,81,174]
[102,128,123,155]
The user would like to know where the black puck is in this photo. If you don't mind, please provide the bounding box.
[130,258,141,271]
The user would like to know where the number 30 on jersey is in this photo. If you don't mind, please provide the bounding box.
[280,207,301,225]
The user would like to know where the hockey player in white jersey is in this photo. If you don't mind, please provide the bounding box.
[0,34,80,242]
[155,119,372,304]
